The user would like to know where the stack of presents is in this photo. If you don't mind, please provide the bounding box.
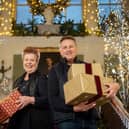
[64,63,112,106]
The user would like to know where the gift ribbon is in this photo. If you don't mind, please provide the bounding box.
[85,63,103,103]
[85,63,92,74]
[88,75,103,103]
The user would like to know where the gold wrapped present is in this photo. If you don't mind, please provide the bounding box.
[68,63,103,80]
[0,89,21,123]
[64,73,111,106]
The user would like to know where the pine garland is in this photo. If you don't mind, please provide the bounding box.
[27,0,70,16]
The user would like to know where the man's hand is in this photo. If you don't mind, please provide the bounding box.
[73,101,96,112]
[105,82,120,98]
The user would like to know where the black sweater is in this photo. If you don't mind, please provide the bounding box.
[48,58,98,123]
[7,71,53,129]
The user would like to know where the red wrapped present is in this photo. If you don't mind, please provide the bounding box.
[0,89,21,123]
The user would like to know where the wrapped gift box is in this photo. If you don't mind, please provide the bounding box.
[64,73,111,106]
[0,89,21,123]
[68,63,103,80]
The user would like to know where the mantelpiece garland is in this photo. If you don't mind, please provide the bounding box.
[27,0,70,16]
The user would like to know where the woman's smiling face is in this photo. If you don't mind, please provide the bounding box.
[23,53,38,74]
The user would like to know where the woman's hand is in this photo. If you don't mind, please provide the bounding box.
[16,96,35,110]
[73,101,96,112]
[105,82,120,98]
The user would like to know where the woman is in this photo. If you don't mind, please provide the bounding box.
[7,47,53,129]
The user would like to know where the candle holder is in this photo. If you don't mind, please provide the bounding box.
[0,60,12,95]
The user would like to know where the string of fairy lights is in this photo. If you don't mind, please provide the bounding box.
[0,0,14,36]
[104,6,129,108]
[84,0,99,35]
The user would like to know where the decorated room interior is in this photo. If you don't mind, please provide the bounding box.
[0,0,129,129]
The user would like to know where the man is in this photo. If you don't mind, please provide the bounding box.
[48,36,119,129]
[45,57,54,74]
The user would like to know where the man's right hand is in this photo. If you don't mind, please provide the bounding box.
[73,101,96,112]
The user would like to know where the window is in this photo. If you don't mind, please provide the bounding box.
[65,0,82,23]
[98,0,122,23]
[16,0,33,24]
[66,4,82,23]
[16,0,45,24]
[16,0,82,24]
[16,0,122,34]
[17,6,32,24]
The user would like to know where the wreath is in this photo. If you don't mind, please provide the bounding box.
[27,0,70,16]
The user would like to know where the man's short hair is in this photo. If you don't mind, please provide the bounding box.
[60,36,76,43]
